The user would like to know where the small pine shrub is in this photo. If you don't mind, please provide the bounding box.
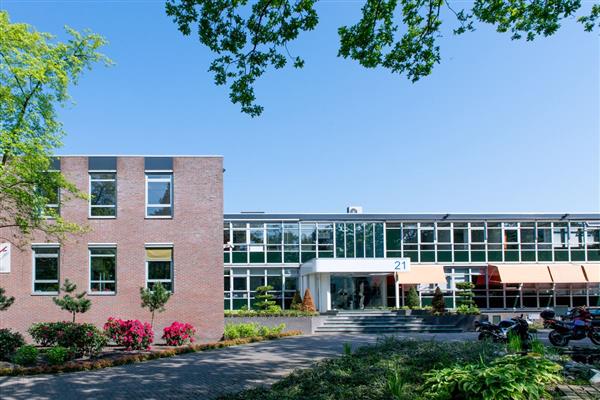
[290,290,302,310]
[405,287,420,309]
[431,287,446,314]
[13,345,39,366]
[254,285,276,310]
[0,328,25,361]
[301,288,316,313]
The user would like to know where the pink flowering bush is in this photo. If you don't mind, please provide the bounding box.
[103,317,154,351]
[162,322,196,346]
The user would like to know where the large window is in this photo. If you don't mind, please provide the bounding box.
[33,246,59,293]
[224,267,299,310]
[90,173,116,217]
[146,247,173,291]
[146,174,172,217]
[89,247,116,293]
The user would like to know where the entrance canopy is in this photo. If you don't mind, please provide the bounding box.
[300,258,409,276]
[549,264,587,283]
[583,264,600,282]
[395,265,446,285]
[490,264,553,284]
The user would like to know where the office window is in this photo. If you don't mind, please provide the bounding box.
[90,247,116,293]
[33,247,59,293]
[453,223,469,262]
[537,223,553,261]
[553,222,569,261]
[317,223,334,258]
[146,247,173,291]
[146,174,172,217]
[90,173,116,217]
[587,228,600,261]
[437,223,452,262]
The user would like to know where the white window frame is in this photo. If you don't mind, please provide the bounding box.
[32,245,60,295]
[89,171,117,218]
[89,246,117,295]
[145,172,173,218]
[145,245,174,291]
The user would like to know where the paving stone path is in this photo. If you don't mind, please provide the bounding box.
[0,332,476,400]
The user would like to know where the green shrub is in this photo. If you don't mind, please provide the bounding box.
[431,287,445,314]
[13,345,39,366]
[290,290,302,310]
[28,322,106,357]
[254,285,276,310]
[423,354,562,400]
[0,329,25,361]
[405,287,419,309]
[223,322,285,340]
[46,346,70,365]
[224,309,318,317]
[455,282,480,315]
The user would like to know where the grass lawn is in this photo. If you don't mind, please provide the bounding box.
[218,338,505,400]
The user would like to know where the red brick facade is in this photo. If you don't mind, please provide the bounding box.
[0,156,224,342]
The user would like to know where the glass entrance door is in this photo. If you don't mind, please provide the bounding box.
[330,274,386,310]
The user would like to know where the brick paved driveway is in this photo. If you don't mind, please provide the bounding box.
[0,332,480,400]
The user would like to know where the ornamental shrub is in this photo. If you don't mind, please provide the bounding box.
[223,322,286,340]
[301,288,316,313]
[455,282,480,315]
[46,346,70,365]
[52,279,92,323]
[431,287,446,314]
[406,286,420,309]
[290,290,302,310]
[0,328,25,361]
[13,345,39,366]
[254,285,276,310]
[162,322,196,346]
[104,317,154,350]
[28,322,106,358]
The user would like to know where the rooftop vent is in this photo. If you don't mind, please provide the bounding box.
[346,206,363,214]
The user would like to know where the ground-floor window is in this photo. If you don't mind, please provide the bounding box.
[90,247,116,293]
[146,247,173,291]
[224,267,298,310]
[33,246,60,293]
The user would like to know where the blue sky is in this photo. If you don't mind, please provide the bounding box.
[3,1,599,214]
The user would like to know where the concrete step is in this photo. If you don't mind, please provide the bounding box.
[315,327,463,333]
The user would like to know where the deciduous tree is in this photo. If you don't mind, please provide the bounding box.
[0,11,110,246]
[165,0,600,116]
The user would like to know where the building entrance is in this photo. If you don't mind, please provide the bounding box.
[330,274,386,310]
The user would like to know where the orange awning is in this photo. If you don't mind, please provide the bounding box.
[548,264,588,283]
[490,264,553,284]
[582,264,600,283]
[395,265,446,285]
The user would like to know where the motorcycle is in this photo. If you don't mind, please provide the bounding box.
[540,308,600,347]
[475,315,531,343]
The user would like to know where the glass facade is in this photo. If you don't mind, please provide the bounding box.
[225,220,600,265]
[223,218,600,311]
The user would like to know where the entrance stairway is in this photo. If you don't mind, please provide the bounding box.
[314,310,463,334]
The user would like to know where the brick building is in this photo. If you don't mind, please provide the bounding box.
[0,156,224,341]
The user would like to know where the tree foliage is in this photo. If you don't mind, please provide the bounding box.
[0,286,15,311]
[254,285,277,310]
[52,279,92,322]
[0,11,109,245]
[140,282,172,327]
[166,0,599,116]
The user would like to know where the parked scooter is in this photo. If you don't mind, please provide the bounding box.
[540,307,600,347]
[475,315,531,343]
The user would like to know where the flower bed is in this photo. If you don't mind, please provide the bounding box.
[225,310,319,318]
[103,318,154,350]
[0,331,302,376]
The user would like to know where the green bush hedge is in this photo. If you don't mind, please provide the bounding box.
[13,345,38,366]
[225,310,318,317]
[28,322,107,357]
[0,329,25,361]
[223,322,285,340]
[46,346,71,366]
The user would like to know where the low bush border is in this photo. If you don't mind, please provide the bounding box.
[225,310,319,317]
[0,331,302,377]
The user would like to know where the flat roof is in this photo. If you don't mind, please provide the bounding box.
[225,212,600,221]
[55,154,224,158]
